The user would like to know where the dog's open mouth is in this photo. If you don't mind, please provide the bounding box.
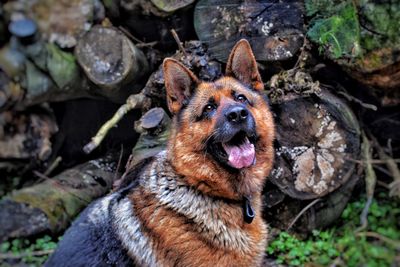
[211,131,256,169]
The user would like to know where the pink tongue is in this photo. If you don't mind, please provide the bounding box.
[222,138,255,169]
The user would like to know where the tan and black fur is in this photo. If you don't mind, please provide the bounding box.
[45,39,275,267]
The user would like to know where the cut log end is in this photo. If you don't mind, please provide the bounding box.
[269,90,360,199]
[75,25,149,89]
[194,0,305,62]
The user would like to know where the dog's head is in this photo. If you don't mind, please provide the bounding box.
[163,39,274,199]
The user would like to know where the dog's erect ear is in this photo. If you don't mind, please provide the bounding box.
[163,58,199,114]
[226,39,263,91]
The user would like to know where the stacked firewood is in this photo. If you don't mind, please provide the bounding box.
[0,0,398,242]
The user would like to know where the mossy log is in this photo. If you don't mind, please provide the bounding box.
[194,0,305,62]
[0,26,149,107]
[130,107,170,168]
[306,0,400,93]
[0,155,117,242]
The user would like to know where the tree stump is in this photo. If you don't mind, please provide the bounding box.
[194,0,305,62]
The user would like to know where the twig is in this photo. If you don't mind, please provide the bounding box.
[337,91,377,111]
[44,156,62,176]
[356,132,376,232]
[372,137,400,198]
[376,180,390,189]
[114,145,124,182]
[346,157,400,165]
[118,26,145,44]
[287,199,321,230]
[136,41,158,48]
[0,249,54,260]
[83,93,148,154]
[293,37,308,69]
[372,165,392,177]
[170,29,187,57]
[356,232,400,249]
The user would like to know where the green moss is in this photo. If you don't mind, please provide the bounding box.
[307,2,361,59]
[359,0,400,53]
[11,181,87,232]
[46,43,79,89]
[267,192,400,266]
[306,0,400,64]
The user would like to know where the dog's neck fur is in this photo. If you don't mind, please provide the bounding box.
[141,151,261,250]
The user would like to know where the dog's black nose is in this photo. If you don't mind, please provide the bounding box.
[226,105,249,123]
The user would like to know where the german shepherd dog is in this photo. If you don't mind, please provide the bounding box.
[45,39,275,267]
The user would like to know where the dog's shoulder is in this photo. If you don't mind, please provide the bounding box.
[45,156,157,267]
[45,193,135,267]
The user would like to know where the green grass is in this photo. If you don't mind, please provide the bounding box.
[0,235,59,266]
[267,191,400,266]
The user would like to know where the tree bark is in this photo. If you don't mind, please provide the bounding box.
[194,0,305,62]
[0,154,118,242]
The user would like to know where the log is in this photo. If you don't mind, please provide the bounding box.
[130,107,170,167]
[0,108,58,161]
[0,155,118,242]
[262,68,361,232]
[75,25,150,101]
[0,24,150,106]
[263,172,359,232]
[83,40,222,154]
[3,0,98,48]
[268,70,361,199]
[103,0,195,50]
[306,0,400,93]
[150,0,195,13]
[115,107,171,189]
[194,0,305,62]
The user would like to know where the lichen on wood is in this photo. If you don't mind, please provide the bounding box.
[268,70,360,199]
[194,0,305,62]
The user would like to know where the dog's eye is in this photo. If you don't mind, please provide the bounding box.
[236,94,247,103]
[204,104,215,113]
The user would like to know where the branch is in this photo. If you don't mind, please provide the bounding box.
[83,93,149,154]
